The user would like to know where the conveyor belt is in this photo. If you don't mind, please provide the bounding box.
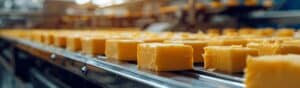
[3,37,245,88]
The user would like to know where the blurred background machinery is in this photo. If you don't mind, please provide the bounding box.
[0,0,299,32]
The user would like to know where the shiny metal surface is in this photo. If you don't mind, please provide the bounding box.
[4,37,244,88]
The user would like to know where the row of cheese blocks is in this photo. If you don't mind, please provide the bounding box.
[2,29,300,72]
[2,30,300,88]
[204,28,298,37]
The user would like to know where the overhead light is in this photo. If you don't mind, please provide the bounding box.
[75,0,90,5]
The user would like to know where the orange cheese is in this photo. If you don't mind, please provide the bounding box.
[208,37,248,46]
[66,35,82,51]
[42,33,54,45]
[105,40,143,61]
[137,43,193,71]
[245,55,300,88]
[203,46,258,73]
[276,28,295,37]
[81,37,106,55]
[247,42,300,55]
[164,40,207,63]
[53,34,67,48]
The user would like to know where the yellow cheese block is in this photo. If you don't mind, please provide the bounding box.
[32,32,43,43]
[137,43,193,71]
[245,55,300,88]
[278,43,300,55]
[203,46,258,73]
[247,42,280,55]
[66,35,82,51]
[239,28,256,35]
[81,37,106,55]
[105,39,143,61]
[164,40,207,63]
[208,37,248,46]
[53,34,67,48]
[42,33,54,45]
[276,28,295,37]
[247,42,300,55]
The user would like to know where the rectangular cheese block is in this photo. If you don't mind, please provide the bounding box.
[208,38,248,46]
[66,35,82,51]
[276,28,295,37]
[42,33,54,45]
[105,40,143,61]
[247,42,300,55]
[245,55,300,88]
[32,32,43,43]
[137,43,193,71]
[247,42,280,56]
[164,40,207,63]
[53,34,67,48]
[82,37,106,56]
[203,46,258,73]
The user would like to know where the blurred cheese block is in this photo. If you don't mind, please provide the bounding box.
[42,33,54,45]
[53,34,67,48]
[247,42,280,55]
[225,0,239,7]
[244,0,257,6]
[208,37,248,46]
[255,28,274,37]
[245,55,300,88]
[207,28,220,35]
[105,39,143,61]
[66,35,82,51]
[203,46,257,73]
[32,32,43,43]
[247,42,300,55]
[82,37,106,55]
[210,1,223,8]
[164,40,207,63]
[276,28,295,37]
[223,28,238,36]
[137,43,193,71]
[239,28,256,35]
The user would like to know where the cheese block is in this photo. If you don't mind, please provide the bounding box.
[105,39,143,61]
[53,34,67,48]
[207,28,220,36]
[255,28,274,37]
[32,32,43,43]
[42,33,54,45]
[239,28,256,35]
[203,46,258,73]
[66,35,82,51]
[137,43,193,71]
[247,42,280,55]
[81,37,106,55]
[278,43,300,55]
[247,42,300,55]
[223,28,238,36]
[208,37,248,46]
[164,40,207,63]
[276,28,295,37]
[245,55,300,88]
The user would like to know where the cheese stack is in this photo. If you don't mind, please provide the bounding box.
[137,43,193,71]
[203,46,258,73]
[246,55,300,88]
